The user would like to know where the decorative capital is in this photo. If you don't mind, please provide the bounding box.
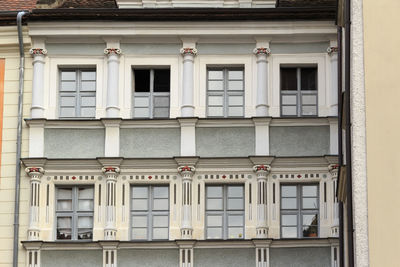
[25,167,44,178]
[253,164,271,173]
[253,47,271,56]
[104,48,122,55]
[328,164,339,174]
[180,47,198,56]
[102,166,120,175]
[178,165,196,174]
[29,48,47,56]
[327,46,338,55]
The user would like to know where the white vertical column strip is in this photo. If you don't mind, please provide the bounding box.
[253,117,271,155]
[178,166,195,239]
[25,167,44,241]
[102,167,120,240]
[102,119,121,157]
[253,165,271,238]
[178,118,197,156]
[329,164,340,237]
[180,47,197,117]
[104,47,122,117]
[30,48,47,118]
[253,47,271,116]
[327,43,338,116]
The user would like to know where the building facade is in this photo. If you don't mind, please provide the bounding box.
[5,0,341,266]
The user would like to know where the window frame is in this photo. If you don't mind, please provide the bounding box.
[280,66,318,117]
[205,184,245,240]
[132,68,171,119]
[58,68,97,119]
[206,67,245,118]
[130,185,170,241]
[55,185,94,241]
[280,183,320,239]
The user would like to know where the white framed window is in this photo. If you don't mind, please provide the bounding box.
[280,184,319,238]
[133,68,170,118]
[280,66,318,117]
[55,186,94,240]
[59,69,96,118]
[205,185,244,239]
[207,68,245,117]
[131,185,169,240]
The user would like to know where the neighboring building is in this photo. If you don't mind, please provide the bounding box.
[3,0,341,266]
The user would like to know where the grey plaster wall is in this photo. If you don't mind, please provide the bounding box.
[41,250,102,267]
[121,43,181,55]
[120,128,180,158]
[195,248,254,267]
[270,42,330,54]
[46,43,106,55]
[44,128,105,158]
[270,247,331,267]
[270,126,329,156]
[119,249,179,267]
[197,43,255,55]
[196,127,255,157]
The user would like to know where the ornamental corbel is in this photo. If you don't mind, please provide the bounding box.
[29,48,47,56]
[102,166,120,175]
[25,167,45,181]
[253,164,271,173]
[104,48,122,55]
[180,47,198,56]
[178,165,195,179]
[328,164,339,177]
[253,47,271,56]
[327,46,338,55]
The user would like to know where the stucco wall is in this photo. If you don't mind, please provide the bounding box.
[41,250,102,267]
[269,247,331,267]
[118,249,179,267]
[194,248,254,267]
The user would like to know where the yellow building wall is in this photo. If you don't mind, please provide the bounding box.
[0,26,31,267]
[364,1,400,266]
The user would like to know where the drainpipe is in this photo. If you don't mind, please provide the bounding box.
[13,10,27,267]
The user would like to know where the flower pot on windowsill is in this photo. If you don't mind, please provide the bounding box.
[308,233,318,237]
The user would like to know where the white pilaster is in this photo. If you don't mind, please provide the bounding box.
[180,40,197,117]
[178,165,195,239]
[102,119,121,157]
[329,118,339,155]
[104,45,122,118]
[253,46,271,117]
[177,241,195,267]
[329,164,339,237]
[102,167,120,240]
[30,48,47,118]
[101,241,119,267]
[178,118,197,156]
[26,249,41,267]
[28,120,45,158]
[253,117,271,155]
[253,164,271,238]
[327,42,338,116]
[25,167,44,240]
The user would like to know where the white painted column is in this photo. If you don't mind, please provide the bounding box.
[327,43,338,116]
[28,120,45,157]
[180,47,197,117]
[253,47,271,117]
[104,48,122,117]
[178,241,195,267]
[253,165,271,238]
[102,167,120,240]
[25,167,44,240]
[102,119,121,157]
[26,249,41,267]
[256,247,269,267]
[253,118,271,155]
[178,118,197,156]
[101,242,119,267]
[329,164,339,237]
[329,118,339,155]
[30,48,47,118]
[178,166,195,239]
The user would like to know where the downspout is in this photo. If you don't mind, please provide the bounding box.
[13,10,27,267]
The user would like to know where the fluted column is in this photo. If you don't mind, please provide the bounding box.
[102,166,120,240]
[30,48,47,118]
[329,164,339,237]
[253,164,271,238]
[327,46,339,116]
[180,48,197,117]
[104,48,122,117]
[25,167,44,240]
[254,47,271,117]
[178,165,195,239]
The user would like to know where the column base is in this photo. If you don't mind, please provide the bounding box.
[256,227,269,238]
[28,229,40,241]
[180,228,193,239]
[331,226,339,237]
[104,229,117,240]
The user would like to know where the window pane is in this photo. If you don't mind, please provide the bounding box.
[208,70,223,80]
[60,96,75,106]
[281,68,297,90]
[303,214,318,226]
[78,216,93,228]
[207,215,222,227]
[207,228,222,239]
[228,106,243,117]
[77,229,92,240]
[81,71,96,81]
[281,186,297,197]
[57,217,71,228]
[282,106,297,116]
[228,70,243,80]
[302,198,318,209]
[301,68,317,90]
[61,71,76,81]
[153,199,169,210]
[228,81,243,91]
[302,185,318,197]
[228,227,244,239]
[228,215,243,227]
[206,199,223,210]
[81,81,96,91]
[78,200,94,211]
[132,228,147,239]
[134,69,150,92]
[134,96,150,107]
[58,188,72,199]
[153,187,168,198]
[207,186,223,198]
[209,81,224,91]
[282,215,297,226]
[154,96,169,107]
[282,95,297,105]
[57,228,72,240]
[281,198,297,209]
[228,95,243,106]
[154,69,170,92]
[208,95,223,106]
[228,186,243,198]
[61,81,76,92]
[80,107,96,117]
[208,106,224,117]
[228,198,243,210]
[153,228,168,239]
[132,187,148,198]
[282,227,297,238]
[302,94,317,105]
[132,199,148,210]
[134,107,150,118]
[301,105,317,116]
[153,215,168,227]
[60,107,75,117]
[57,200,72,211]
[303,226,318,237]
[153,107,169,118]
[132,216,147,227]
[79,187,94,199]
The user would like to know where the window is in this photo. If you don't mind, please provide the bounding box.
[280,184,319,238]
[280,67,318,117]
[131,185,169,240]
[59,69,96,118]
[133,68,170,118]
[205,185,244,239]
[207,68,244,117]
[56,186,94,240]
